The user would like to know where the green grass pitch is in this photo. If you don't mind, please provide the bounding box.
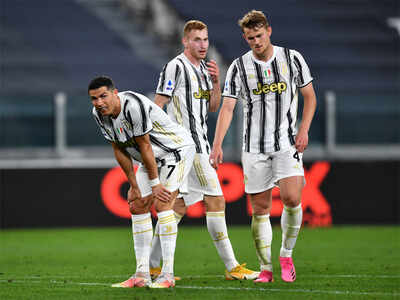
[1,225,399,299]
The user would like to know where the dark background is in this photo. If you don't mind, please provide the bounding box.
[1,161,399,228]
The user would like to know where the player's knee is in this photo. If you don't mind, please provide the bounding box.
[130,196,152,214]
[281,193,301,207]
[204,196,225,212]
[173,198,187,216]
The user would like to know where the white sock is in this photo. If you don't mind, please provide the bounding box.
[251,214,273,272]
[280,204,302,258]
[157,210,178,274]
[131,213,153,274]
[206,211,239,271]
[149,212,183,269]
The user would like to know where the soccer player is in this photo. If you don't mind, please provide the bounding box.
[89,76,195,288]
[210,10,317,283]
[150,20,259,280]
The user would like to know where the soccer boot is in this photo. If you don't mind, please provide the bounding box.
[225,263,260,280]
[111,272,151,288]
[150,267,181,281]
[149,272,175,288]
[279,256,296,282]
[254,270,274,283]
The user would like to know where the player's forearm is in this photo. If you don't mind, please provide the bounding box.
[299,89,317,134]
[139,142,159,181]
[212,102,234,148]
[112,143,138,189]
[209,83,221,112]
[154,94,169,109]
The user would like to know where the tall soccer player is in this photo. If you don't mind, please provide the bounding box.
[210,10,317,283]
[150,20,259,280]
[89,76,195,288]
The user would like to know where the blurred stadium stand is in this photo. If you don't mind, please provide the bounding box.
[0,0,399,167]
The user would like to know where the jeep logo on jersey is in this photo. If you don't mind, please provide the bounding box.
[193,88,210,100]
[252,82,287,95]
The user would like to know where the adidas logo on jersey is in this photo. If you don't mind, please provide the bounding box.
[193,87,210,100]
[252,82,287,95]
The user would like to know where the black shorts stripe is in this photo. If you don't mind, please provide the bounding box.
[272,59,281,152]
[177,58,202,153]
[237,57,253,152]
[254,61,266,153]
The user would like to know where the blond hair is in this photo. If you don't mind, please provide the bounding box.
[183,20,207,37]
[238,10,269,32]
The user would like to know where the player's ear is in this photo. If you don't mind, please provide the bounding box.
[182,36,187,48]
[113,88,118,95]
[267,26,272,37]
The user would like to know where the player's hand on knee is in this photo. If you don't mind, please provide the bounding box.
[152,184,171,203]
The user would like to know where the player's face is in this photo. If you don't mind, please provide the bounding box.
[89,86,120,117]
[183,29,209,60]
[243,26,272,59]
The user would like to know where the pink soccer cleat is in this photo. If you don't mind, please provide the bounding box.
[279,256,296,282]
[254,270,274,283]
[149,272,175,288]
[111,273,151,288]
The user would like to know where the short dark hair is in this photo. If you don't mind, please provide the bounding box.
[88,76,115,93]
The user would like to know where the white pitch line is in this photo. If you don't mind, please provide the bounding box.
[3,274,399,279]
[0,279,399,297]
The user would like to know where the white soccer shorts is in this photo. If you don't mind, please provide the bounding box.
[136,145,195,197]
[182,153,223,206]
[242,145,305,194]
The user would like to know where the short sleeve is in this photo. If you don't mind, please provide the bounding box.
[222,60,241,99]
[291,50,313,88]
[156,60,182,97]
[124,94,153,137]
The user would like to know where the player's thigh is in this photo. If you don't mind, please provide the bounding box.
[184,153,223,207]
[173,197,187,215]
[159,145,195,193]
[242,151,274,194]
[273,146,305,206]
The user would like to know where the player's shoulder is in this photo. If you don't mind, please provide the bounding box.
[119,91,152,112]
[165,53,186,69]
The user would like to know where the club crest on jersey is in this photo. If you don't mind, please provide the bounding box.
[122,120,132,131]
[252,82,287,95]
[280,61,288,75]
[193,87,210,100]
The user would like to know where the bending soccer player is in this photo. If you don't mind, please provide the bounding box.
[210,11,317,283]
[149,20,259,281]
[89,76,195,288]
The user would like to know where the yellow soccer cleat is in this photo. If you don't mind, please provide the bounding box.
[225,263,260,280]
[150,267,181,281]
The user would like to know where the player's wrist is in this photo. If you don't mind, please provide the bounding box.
[149,177,160,187]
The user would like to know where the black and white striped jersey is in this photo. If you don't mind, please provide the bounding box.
[93,91,194,163]
[156,53,213,154]
[223,46,313,153]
